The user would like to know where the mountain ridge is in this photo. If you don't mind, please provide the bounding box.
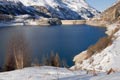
[0,0,99,20]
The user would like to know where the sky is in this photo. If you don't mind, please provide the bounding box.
[86,0,117,12]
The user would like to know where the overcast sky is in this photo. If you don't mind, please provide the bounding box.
[86,0,117,11]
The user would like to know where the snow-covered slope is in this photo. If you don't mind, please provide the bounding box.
[0,1,51,18]
[0,0,99,20]
[0,66,86,80]
[1,66,120,80]
[72,23,120,72]
[72,0,120,72]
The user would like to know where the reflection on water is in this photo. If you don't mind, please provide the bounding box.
[0,25,106,67]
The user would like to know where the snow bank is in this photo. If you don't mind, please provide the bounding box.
[72,23,120,72]
[0,66,85,80]
[106,23,120,35]
[1,66,120,80]
[91,72,120,80]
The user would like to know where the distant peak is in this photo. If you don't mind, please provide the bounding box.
[62,0,86,3]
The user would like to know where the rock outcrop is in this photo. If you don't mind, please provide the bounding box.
[86,1,120,27]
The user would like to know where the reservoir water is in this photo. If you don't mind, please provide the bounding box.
[0,25,106,67]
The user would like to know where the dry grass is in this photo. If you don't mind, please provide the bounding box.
[4,33,32,71]
[42,52,61,67]
[86,27,120,59]
[112,27,120,34]
[86,34,113,59]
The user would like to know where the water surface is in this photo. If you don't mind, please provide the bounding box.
[0,25,106,67]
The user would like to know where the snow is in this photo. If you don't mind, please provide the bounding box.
[106,23,120,35]
[72,23,120,72]
[0,66,87,80]
[91,72,120,80]
[2,0,99,19]
[1,66,120,80]
[73,51,88,64]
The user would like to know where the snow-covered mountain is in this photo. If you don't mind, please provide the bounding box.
[0,0,99,20]
[0,1,51,18]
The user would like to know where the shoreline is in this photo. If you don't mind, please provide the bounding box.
[0,19,107,27]
[72,19,120,72]
[61,20,108,28]
[0,21,50,27]
[61,20,86,25]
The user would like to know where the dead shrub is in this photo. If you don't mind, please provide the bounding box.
[107,68,115,75]
[4,33,32,71]
[113,27,120,34]
[51,53,60,67]
[87,35,112,58]
[32,58,40,67]
[61,59,69,68]
[42,52,61,67]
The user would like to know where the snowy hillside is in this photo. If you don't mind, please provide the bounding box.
[0,1,51,18]
[0,0,99,20]
[1,66,120,80]
[72,0,120,72]
[72,23,120,72]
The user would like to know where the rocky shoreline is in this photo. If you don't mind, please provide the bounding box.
[0,18,62,27]
[0,19,105,27]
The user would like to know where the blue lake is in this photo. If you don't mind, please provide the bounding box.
[0,25,106,67]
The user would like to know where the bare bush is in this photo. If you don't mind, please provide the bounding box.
[61,59,69,68]
[32,58,40,67]
[41,52,61,67]
[87,35,112,59]
[50,52,60,67]
[112,27,120,36]
[42,54,50,66]
[4,33,31,71]
[107,68,115,75]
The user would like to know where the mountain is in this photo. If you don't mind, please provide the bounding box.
[72,1,120,72]
[0,1,51,19]
[86,0,120,27]
[0,0,99,20]
[100,1,120,23]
